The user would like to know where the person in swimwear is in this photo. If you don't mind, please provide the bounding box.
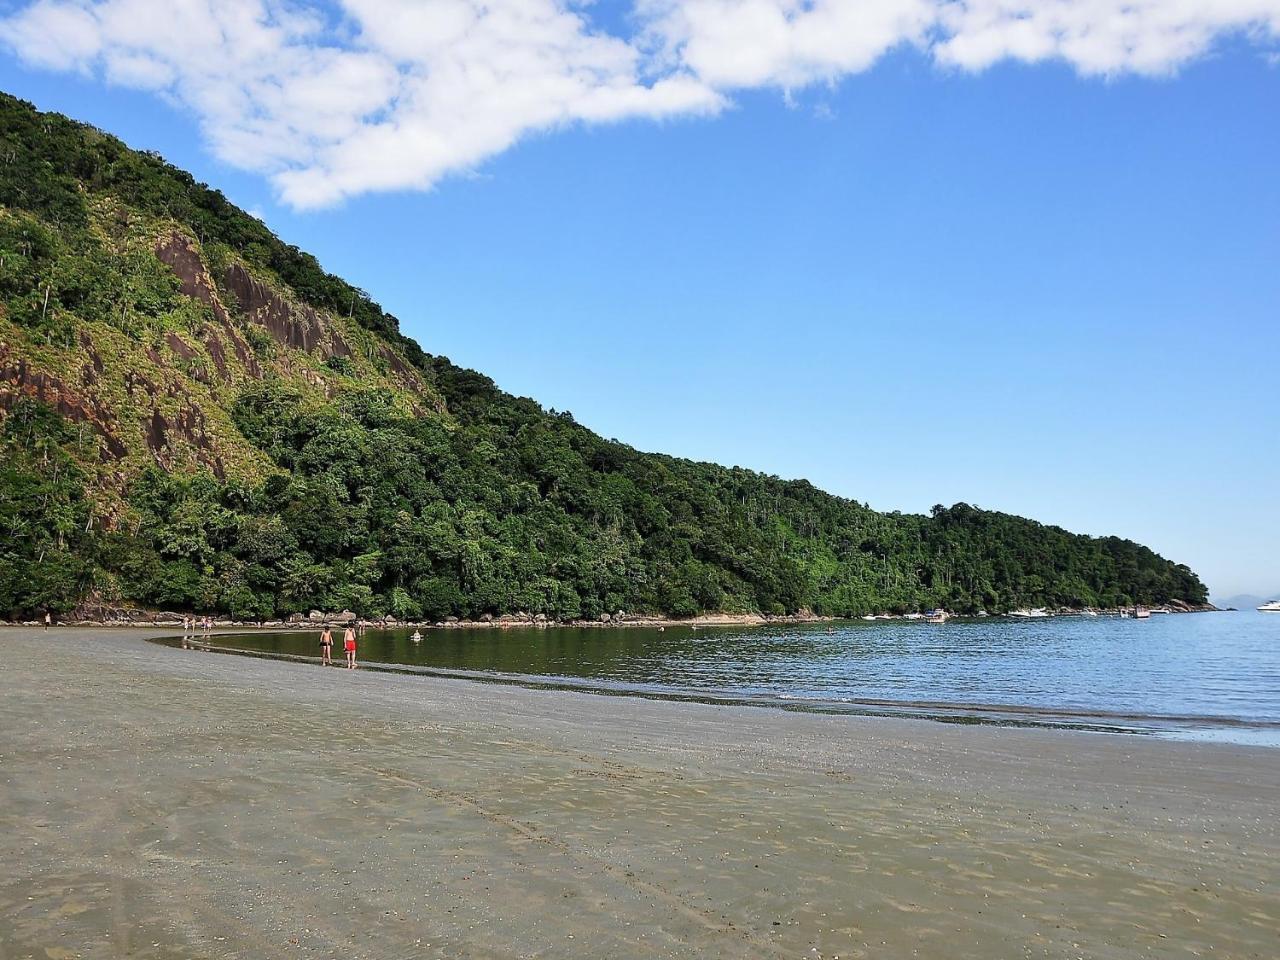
[343,624,357,669]
[319,625,334,665]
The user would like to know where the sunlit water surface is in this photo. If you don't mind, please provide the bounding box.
[198,612,1280,745]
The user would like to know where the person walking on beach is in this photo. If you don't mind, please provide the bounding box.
[320,625,334,665]
[44,611,51,631]
[343,624,357,669]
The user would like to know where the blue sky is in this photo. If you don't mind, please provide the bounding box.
[1,2,1277,597]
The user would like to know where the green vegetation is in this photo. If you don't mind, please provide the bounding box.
[0,400,97,614]
[0,92,1208,620]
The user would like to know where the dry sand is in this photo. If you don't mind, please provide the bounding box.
[1,626,1276,959]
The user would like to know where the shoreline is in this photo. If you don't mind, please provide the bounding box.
[1,625,1276,959]
[160,631,1280,744]
[3,603,1218,630]
[3,610,836,630]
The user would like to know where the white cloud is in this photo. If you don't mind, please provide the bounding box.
[636,0,937,87]
[2,0,1277,208]
[934,1,1280,74]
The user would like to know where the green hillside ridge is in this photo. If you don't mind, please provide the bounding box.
[0,92,1208,621]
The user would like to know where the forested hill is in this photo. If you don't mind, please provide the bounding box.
[0,93,1208,620]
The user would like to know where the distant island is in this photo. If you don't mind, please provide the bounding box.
[1214,594,1278,611]
[0,93,1209,623]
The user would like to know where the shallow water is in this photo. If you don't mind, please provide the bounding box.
[203,611,1280,744]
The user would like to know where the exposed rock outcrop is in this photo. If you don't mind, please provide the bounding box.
[0,346,126,460]
[164,331,196,361]
[224,262,352,360]
[141,401,224,478]
[154,233,436,404]
[154,233,260,379]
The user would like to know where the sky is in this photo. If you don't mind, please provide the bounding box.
[1,0,1277,598]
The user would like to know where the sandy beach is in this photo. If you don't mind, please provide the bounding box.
[1,627,1276,959]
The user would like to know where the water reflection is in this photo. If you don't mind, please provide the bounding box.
[188,612,1280,744]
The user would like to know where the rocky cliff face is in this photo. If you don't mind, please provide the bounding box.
[1,222,443,506]
[154,233,261,380]
[0,343,130,475]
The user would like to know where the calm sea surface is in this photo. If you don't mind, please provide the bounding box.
[202,612,1280,745]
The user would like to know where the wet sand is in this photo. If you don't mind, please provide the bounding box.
[1,627,1276,959]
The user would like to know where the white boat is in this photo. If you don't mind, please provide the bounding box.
[1008,608,1050,619]
[1258,600,1280,613]
[1134,607,1151,619]
[925,609,949,624]
[861,615,877,621]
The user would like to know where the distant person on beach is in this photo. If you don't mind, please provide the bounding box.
[44,612,51,631]
[343,625,357,669]
[320,625,334,665]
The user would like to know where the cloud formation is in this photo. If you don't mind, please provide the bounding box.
[3,0,1277,207]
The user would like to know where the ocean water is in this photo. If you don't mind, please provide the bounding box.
[201,611,1280,745]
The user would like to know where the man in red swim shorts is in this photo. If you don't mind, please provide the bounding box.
[343,624,357,669]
